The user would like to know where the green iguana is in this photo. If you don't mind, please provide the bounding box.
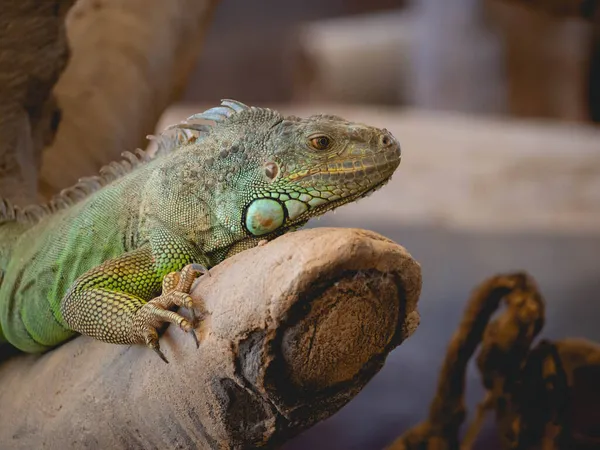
[0,100,401,362]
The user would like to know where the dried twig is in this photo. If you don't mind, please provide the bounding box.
[387,273,543,450]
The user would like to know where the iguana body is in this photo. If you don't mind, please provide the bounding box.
[0,100,401,361]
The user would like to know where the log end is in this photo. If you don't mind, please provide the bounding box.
[191,227,422,447]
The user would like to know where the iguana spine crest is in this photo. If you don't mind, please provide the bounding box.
[0,99,251,226]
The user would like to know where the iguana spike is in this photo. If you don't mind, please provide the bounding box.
[134,148,151,162]
[163,123,211,134]
[49,196,71,211]
[0,198,9,218]
[0,198,17,223]
[220,99,249,112]
[76,176,103,192]
[186,100,251,123]
[113,160,130,177]
[0,100,256,225]
[148,127,199,158]
[186,111,227,122]
[206,106,236,118]
[69,187,89,202]
[23,205,47,222]
[121,151,143,169]
[58,186,81,204]
[99,161,124,181]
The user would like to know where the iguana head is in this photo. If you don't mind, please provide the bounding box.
[168,100,401,254]
[242,112,400,237]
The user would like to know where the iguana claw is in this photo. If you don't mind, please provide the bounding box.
[143,326,171,363]
[153,346,170,364]
[191,329,200,349]
[136,263,209,361]
[189,263,211,277]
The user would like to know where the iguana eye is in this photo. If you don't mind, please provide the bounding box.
[309,135,331,150]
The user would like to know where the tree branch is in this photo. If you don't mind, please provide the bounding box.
[0,227,422,450]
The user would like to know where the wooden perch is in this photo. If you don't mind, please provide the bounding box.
[0,227,422,450]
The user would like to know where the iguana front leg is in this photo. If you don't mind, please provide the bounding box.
[60,245,207,362]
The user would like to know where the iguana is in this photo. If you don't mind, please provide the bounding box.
[0,100,401,362]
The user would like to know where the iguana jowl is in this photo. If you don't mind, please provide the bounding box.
[0,100,401,362]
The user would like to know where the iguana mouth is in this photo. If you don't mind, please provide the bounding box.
[242,166,397,238]
[291,175,394,224]
[277,145,400,226]
[290,147,401,185]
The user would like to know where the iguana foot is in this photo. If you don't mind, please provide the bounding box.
[134,263,209,363]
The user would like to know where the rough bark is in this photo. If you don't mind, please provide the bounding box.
[0,227,422,450]
[0,0,75,204]
[38,0,220,197]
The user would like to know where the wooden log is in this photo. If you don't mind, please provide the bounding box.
[0,227,422,449]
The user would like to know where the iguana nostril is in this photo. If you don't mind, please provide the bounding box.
[265,162,278,180]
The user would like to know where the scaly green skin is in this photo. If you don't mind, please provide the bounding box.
[0,100,401,360]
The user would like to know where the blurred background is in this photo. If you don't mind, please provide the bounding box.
[183,0,598,120]
[159,0,600,448]
[2,0,600,448]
